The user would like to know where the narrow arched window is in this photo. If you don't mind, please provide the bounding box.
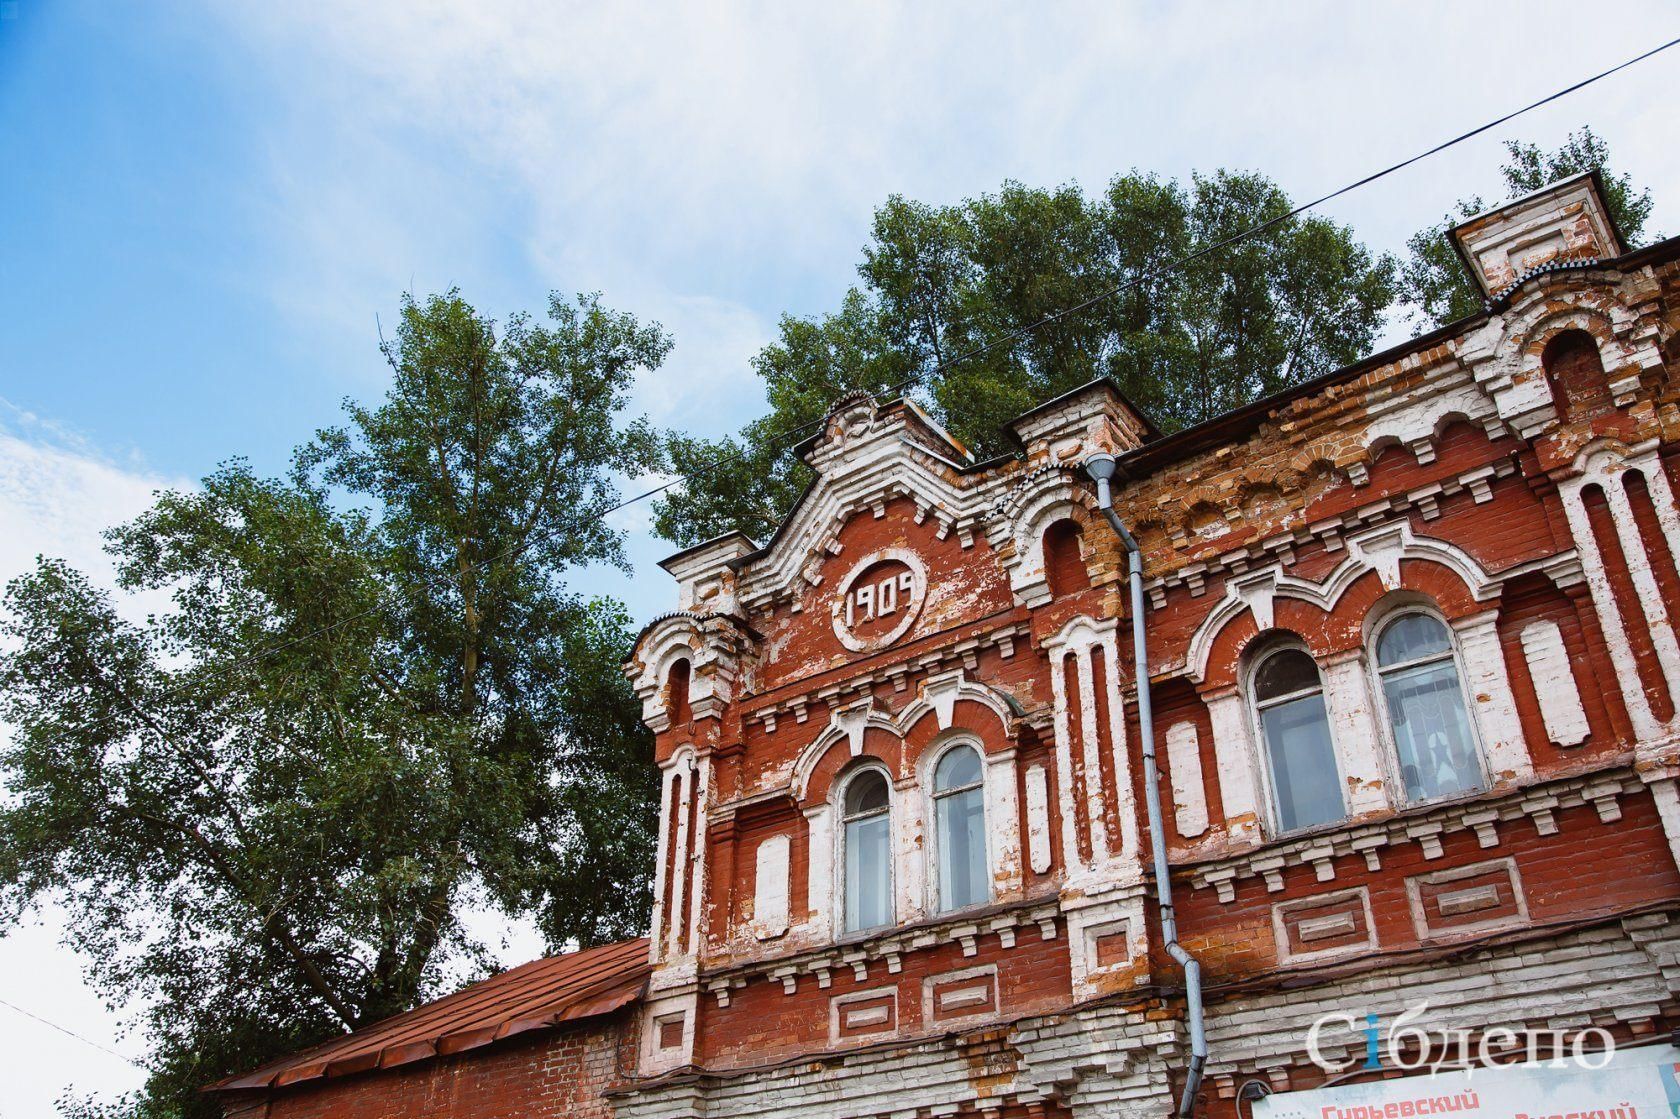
[1252,647,1344,833]
[1375,613,1482,803]
[933,745,988,912]
[666,658,692,725]
[841,770,893,932]
[1542,329,1611,421]
[1043,519,1090,597]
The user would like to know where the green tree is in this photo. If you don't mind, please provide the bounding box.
[1,290,667,1118]
[654,171,1395,547]
[1400,127,1656,326]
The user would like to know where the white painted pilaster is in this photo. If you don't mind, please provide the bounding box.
[1047,648,1085,870]
[1645,777,1680,871]
[666,757,695,958]
[1451,610,1533,786]
[1520,619,1590,747]
[1560,472,1663,739]
[1320,651,1392,816]
[1605,480,1680,700]
[983,748,1023,897]
[1206,686,1264,841]
[1074,648,1112,858]
[685,754,712,954]
[804,803,834,940]
[1100,628,1140,860]
[648,765,676,964]
[893,778,924,924]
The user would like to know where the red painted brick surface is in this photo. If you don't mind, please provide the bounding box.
[227,185,1680,1119]
[219,1015,628,1119]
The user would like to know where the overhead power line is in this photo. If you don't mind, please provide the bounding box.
[23,33,1680,727]
[0,995,147,1070]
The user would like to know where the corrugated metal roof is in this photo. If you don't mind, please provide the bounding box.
[208,937,649,1092]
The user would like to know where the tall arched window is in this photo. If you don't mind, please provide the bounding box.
[1252,646,1344,833]
[666,658,692,725]
[1374,612,1482,803]
[841,769,893,932]
[932,745,987,912]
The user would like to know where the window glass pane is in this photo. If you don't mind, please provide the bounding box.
[934,745,982,792]
[1383,660,1481,802]
[1377,613,1451,667]
[845,771,889,815]
[844,812,891,931]
[936,786,988,911]
[1255,649,1321,702]
[1260,692,1344,831]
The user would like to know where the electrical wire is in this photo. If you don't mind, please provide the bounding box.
[3,29,1675,1097]
[17,33,1680,756]
[0,996,146,1069]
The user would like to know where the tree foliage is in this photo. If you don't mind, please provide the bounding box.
[1399,127,1656,326]
[654,171,1395,547]
[0,290,667,1117]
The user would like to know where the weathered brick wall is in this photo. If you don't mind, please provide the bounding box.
[621,180,1680,1115]
[694,915,1073,1067]
[220,1015,628,1119]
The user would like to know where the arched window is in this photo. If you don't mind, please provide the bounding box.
[1542,329,1611,421]
[1043,518,1090,597]
[932,745,987,912]
[1251,646,1344,833]
[666,658,692,725]
[1374,612,1482,803]
[841,769,893,932]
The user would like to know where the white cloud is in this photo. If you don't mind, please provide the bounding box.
[629,294,771,434]
[12,4,1680,1110]
[0,407,185,1118]
[0,403,186,612]
[200,0,1680,435]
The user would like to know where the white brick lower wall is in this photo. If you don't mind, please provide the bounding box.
[613,911,1680,1119]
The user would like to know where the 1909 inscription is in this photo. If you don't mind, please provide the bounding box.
[832,550,927,652]
[844,570,916,627]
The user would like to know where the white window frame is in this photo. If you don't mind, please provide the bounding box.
[926,738,991,915]
[836,765,896,935]
[1367,606,1488,807]
[1246,640,1349,837]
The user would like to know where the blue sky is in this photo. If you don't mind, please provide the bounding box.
[2,1,1679,1112]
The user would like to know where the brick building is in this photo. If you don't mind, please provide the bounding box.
[215,171,1680,1119]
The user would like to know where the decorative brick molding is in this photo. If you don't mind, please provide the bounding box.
[923,964,1000,1024]
[1272,888,1376,962]
[1187,770,1638,903]
[1405,856,1528,940]
[829,988,899,1043]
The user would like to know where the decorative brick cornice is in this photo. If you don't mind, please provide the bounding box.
[1183,767,1641,903]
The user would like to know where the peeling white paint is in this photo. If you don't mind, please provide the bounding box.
[1520,619,1590,747]
[1165,721,1208,838]
[753,834,790,939]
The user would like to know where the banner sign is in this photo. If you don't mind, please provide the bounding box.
[1256,1044,1680,1119]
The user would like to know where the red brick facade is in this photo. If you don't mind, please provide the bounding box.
[223,172,1680,1119]
[218,1016,629,1119]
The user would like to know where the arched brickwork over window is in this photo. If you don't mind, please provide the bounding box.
[1543,329,1612,422]
[666,658,692,726]
[1042,518,1090,597]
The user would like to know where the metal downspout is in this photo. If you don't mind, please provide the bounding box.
[1084,452,1207,1118]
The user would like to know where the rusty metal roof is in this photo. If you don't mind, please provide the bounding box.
[208,937,649,1092]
